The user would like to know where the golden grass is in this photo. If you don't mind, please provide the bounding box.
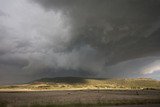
[0,78,160,91]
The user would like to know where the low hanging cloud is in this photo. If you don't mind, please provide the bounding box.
[34,0,160,65]
[142,60,160,74]
[0,0,160,84]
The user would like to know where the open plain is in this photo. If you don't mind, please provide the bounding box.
[0,89,160,107]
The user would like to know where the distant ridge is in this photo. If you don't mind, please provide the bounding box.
[1,77,159,90]
[32,77,109,84]
[33,77,87,84]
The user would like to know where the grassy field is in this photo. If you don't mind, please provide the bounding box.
[0,77,160,91]
[0,90,160,107]
[0,77,160,107]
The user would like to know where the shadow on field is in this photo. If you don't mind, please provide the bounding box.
[0,100,8,107]
[34,77,87,84]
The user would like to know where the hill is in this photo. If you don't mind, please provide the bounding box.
[33,77,87,84]
[0,77,160,90]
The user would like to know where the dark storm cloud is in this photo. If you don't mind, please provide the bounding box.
[0,10,5,16]
[32,68,96,79]
[0,56,28,68]
[0,0,160,84]
[32,0,160,79]
[34,0,160,64]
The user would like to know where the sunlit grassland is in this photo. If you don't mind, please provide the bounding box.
[0,78,159,91]
[0,77,160,107]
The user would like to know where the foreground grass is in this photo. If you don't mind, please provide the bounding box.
[0,100,8,107]
[0,78,160,107]
[1,99,160,107]
[28,100,160,107]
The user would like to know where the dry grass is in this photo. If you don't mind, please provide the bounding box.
[0,78,160,107]
[0,78,159,91]
[0,90,160,107]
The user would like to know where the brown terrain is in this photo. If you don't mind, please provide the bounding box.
[0,90,160,107]
[0,77,160,107]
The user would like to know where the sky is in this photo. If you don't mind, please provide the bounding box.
[0,0,160,85]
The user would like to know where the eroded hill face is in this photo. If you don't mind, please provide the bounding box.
[0,77,160,91]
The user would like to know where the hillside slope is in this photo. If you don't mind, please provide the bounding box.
[0,77,160,90]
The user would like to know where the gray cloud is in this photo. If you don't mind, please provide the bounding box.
[102,57,160,78]
[34,0,160,64]
[0,0,160,84]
